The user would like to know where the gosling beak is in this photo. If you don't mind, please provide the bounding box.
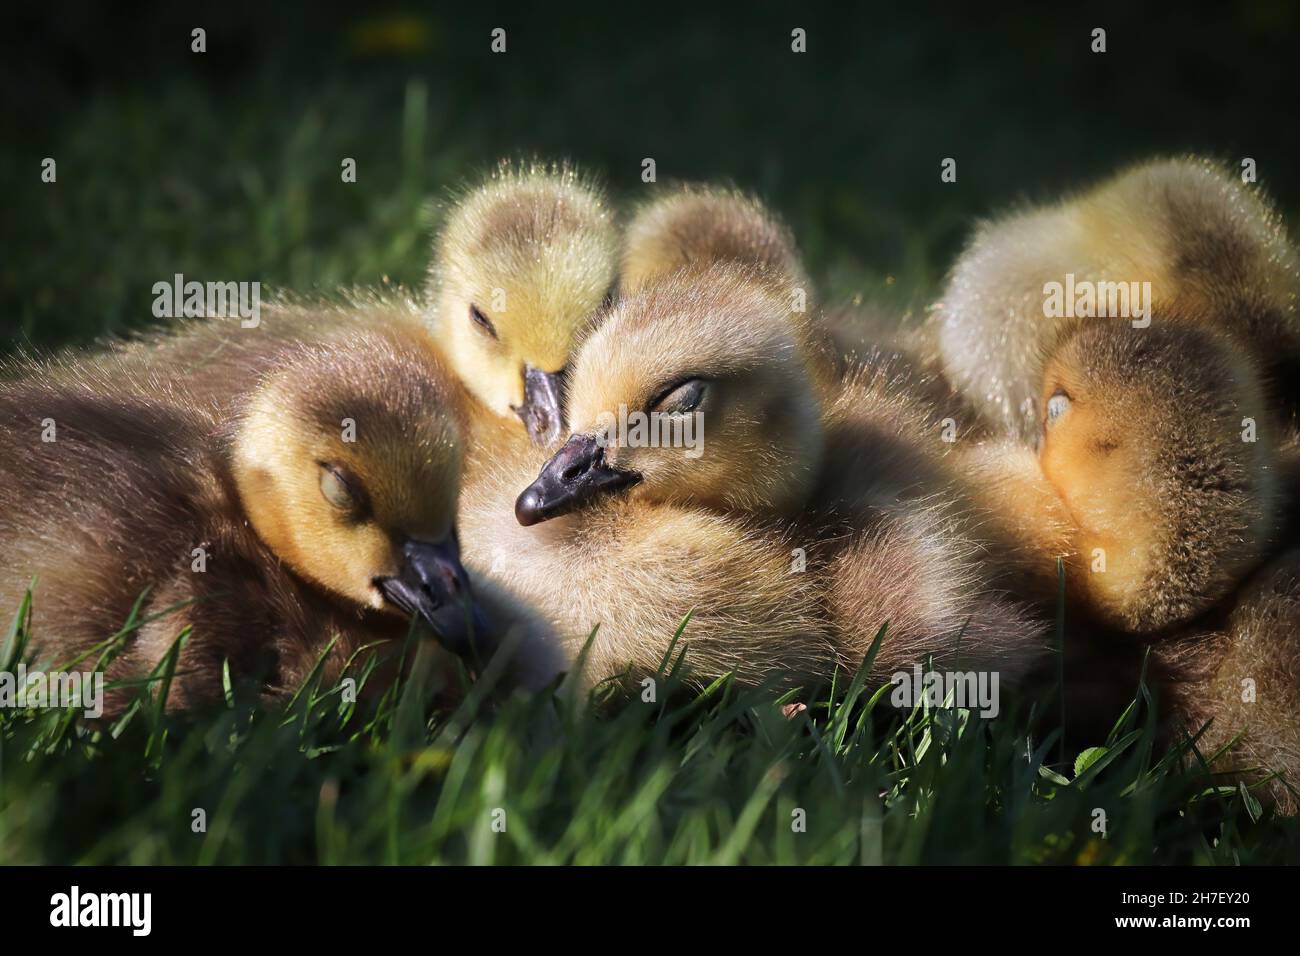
[377,536,489,660]
[515,433,641,526]
[511,365,566,446]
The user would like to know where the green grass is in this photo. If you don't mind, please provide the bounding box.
[2,590,1297,865]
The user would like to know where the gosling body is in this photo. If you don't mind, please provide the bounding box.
[500,263,1046,690]
[0,326,507,713]
[932,157,1300,441]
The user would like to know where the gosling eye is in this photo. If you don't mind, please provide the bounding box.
[469,304,499,340]
[319,463,367,517]
[1045,390,1071,426]
[648,378,707,415]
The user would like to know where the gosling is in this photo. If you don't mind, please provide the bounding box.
[932,156,1300,441]
[428,160,620,443]
[0,328,508,714]
[500,263,1045,690]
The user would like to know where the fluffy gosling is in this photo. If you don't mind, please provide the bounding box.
[506,263,1045,689]
[0,328,494,714]
[428,161,619,443]
[932,156,1300,441]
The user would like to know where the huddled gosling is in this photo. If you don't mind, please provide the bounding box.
[0,327,508,714]
[498,262,1044,690]
[1033,319,1282,633]
[931,156,1300,441]
[963,317,1284,634]
[428,160,619,444]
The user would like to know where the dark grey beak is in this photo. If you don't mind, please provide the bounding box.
[377,536,489,660]
[512,365,566,446]
[515,434,641,526]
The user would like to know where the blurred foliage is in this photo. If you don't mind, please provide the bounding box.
[2,0,1297,351]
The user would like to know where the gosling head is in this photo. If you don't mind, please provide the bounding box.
[1038,319,1279,632]
[514,263,825,525]
[429,161,618,444]
[621,184,808,294]
[232,332,484,655]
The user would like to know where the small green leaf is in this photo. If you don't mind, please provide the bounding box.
[1074,746,1108,779]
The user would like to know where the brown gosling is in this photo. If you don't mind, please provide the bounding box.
[1031,319,1282,633]
[1153,545,1300,814]
[958,323,1293,753]
[0,326,556,714]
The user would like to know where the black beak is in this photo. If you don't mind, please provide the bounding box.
[376,536,489,661]
[512,365,566,446]
[515,434,641,526]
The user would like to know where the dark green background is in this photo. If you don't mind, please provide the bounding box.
[4,1,1296,352]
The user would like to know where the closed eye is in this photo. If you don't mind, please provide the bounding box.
[469,304,499,340]
[319,462,371,520]
[648,377,707,414]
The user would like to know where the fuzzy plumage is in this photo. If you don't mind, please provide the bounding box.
[476,263,1047,691]
[1154,548,1300,813]
[461,445,839,690]
[931,156,1300,441]
[618,184,846,389]
[26,290,435,415]
[923,157,1300,808]
[1037,320,1281,632]
[925,157,1296,634]
[621,184,810,294]
[813,348,1045,677]
[568,264,828,515]
[427,161,619,421]
[0,323,558,714]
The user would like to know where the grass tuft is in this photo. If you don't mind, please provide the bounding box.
[1,591,1296,863]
